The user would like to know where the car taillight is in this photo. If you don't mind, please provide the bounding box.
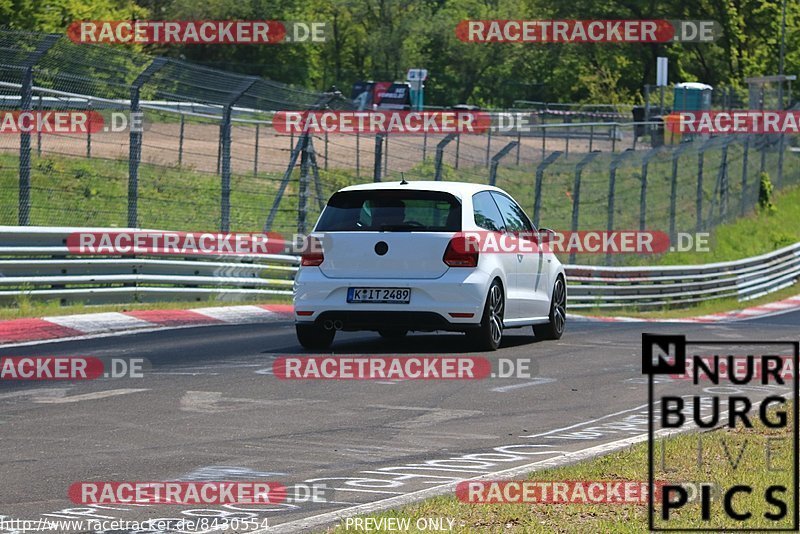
[443,235,479,267]
[301,236,324,266]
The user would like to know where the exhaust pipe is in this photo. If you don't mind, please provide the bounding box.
[333,320,344,330]
[323,320,334,330]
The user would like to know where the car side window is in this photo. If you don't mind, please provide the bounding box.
[472,191,506,231]
[490,192,534,233]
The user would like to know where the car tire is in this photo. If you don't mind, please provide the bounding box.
[466,280,504,351]
[378,329,408,339]
[296,324,335,350]
[533,275,566,340]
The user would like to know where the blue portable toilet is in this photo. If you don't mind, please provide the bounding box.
[673,82,713,112]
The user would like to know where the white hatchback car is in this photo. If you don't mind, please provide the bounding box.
[293,181,566,351]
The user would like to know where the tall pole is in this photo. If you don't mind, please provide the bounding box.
[779,0,787,108]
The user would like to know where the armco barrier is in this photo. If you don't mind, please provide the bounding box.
[566,242,800,309]
[1,227,798,309]
[0,226,296,305]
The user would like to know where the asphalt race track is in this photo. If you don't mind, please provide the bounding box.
[0,310,798,533]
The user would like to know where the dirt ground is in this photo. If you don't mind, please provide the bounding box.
[0,121,645,176]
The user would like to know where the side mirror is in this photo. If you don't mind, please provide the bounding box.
[538,227,556,243]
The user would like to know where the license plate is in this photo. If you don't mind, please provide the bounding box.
[347,287,410,304]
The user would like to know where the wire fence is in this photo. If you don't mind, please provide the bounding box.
[0,29,797,266]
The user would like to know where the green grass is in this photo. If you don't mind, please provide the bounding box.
[1,140,797,317]
[2,136,795,242]
[0,293,291,321]
[623,180,800,266]
[0,152,355,234]
[329,404,795,533]
[572,282,800,319]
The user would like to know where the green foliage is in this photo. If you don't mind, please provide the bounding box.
[5,0,798,107]
[758,171,775,214]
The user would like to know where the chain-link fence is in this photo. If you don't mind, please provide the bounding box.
[0,29,797,266]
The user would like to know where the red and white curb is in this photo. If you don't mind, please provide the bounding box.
[0,304,293,347]
[1,295,798,347]
[570,295,800,323]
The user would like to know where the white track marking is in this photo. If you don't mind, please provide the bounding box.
[45,312,153,334]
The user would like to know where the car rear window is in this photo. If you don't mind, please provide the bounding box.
[315,190,461,232]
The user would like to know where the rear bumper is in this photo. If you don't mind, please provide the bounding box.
[312,311,480,332]
[293,267,491,330]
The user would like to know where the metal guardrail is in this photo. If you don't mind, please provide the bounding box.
[0,226,297,305]
[565,242,800,309]
[1,227,798,309]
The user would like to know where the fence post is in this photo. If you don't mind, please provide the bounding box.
[216,136,222,174]
[695,138,717,232]
[297,134,310,235]
[220,76,259,232]
[253,123,260,177]
[605,149,635,265]
[324,131,328,171]
[355,131,360,179]
[423,130,428,160]
[740,137,750,216]
[434,133,457,181]
[533,151,563,228]
[307,142,325,211]
[18,34,58,226]
[777,134,785,188]
[718,137,731,221]
[611,124,617,153]
[516,131,521,164]
[454,134,460,170]
[128,57,166,228]
[264,133,307,231]
[383,133,389,176]
[86,101,92,158]
[588,124,594,152]
[488,142,518,186]
[485,127,492,167]
[178,113,185,167]
[36,95,42,157]
[639,146,663,231]
[541,125,547,159]
[669,143,691,241]
[373,134,384,182]
[569,151,601,264]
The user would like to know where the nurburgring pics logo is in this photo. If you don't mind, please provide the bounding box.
[643,334,799,531]
[68,20,327,44]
